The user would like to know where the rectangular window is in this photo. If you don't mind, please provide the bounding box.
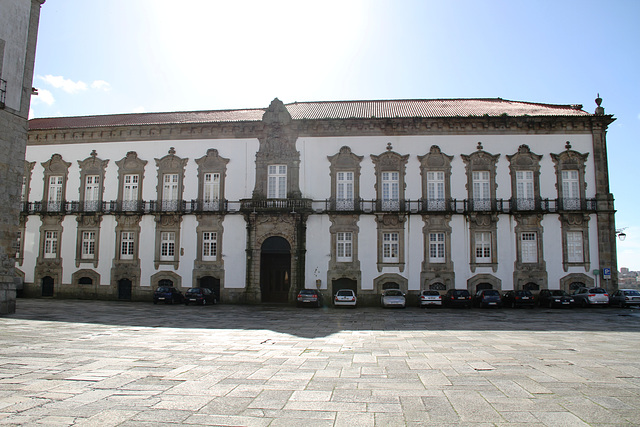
[381,171,399,210]
[202,231,217,261]
[84,175,100,211]
[567,231,584,263]
[163,173,179,201]
[203,173,220,210]
[429,232,445,263]
[81,231,96,259]
[160,231,176,261]
[562,170,580,210]
[426,171,445,210]
[516,170,535,210]
[336,232,353,262]
[44,230,58,259]
[21,176,28,203]
[123,174,139,211]
[382,232,399,263]
[267,165,287,198]
[48,176,63,211]
[336,171,354,210]
[475,231,491,263]
[16,230,22,258]
[520,232,537,263]
[472,171,490,210]
[120,231,135,260]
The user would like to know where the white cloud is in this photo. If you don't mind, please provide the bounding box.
[91,80,111,91]
[34,88,55,106]
[39,75,88,94]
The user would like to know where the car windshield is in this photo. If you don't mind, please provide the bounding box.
[299,290,315,295]
[483,290,500,296]
[518,291,533,296]
[423,291,440,296]
[337,290,354,296]
[453,290,469,297]
[385,290,403,296]
[591,288,607,294]
[551,290,568,296]
[186,289,200,294]
[156,286,171,293]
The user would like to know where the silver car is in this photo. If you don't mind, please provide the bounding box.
[334,289,357,307]
[419,290,442,308]
[609,289,640,308]
[572,287,609,307]
[381,289,406,308]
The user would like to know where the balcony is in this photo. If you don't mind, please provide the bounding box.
[240,198,313,213]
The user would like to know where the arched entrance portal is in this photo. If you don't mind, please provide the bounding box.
[41,276,54,297]
[332,278,357,296]
[199,276,221,302]
[476,282,493,292]
[260,236,291,303]
[118,279,132,300]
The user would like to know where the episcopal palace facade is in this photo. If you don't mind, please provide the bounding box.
[18,97,618,305]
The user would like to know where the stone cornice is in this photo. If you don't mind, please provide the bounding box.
[27,115,615,146]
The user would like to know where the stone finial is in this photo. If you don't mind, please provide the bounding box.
[595,93,605,115]
[565,141,572,150]
[386,142,393,151]
[477,142,483,151]
[168,147,176,155]
[90,149,97,158]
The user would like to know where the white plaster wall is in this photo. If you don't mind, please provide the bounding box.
[221,215,247,289]
[304,215,331,289]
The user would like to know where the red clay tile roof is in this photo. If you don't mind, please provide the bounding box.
[28,98,591,131]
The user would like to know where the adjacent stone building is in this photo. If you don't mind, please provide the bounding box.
[21,97,618,305]
[0,0,44,314]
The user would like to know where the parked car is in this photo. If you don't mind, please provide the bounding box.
[184,287,217,305]
[297,289,323,307]
[334,289,357,307]
[153,286,184,304]
[419,290,442,308]
[380,289,406,308]
[572,287,609,307]
[443,289,472,308]
[537,289,575,308]
[608,289,640,308]
[473,289,502,308]
[502,290,535,308]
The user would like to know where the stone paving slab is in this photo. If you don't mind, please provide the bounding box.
[1,299,639,425]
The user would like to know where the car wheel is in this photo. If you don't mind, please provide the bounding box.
[511,301,516,309]
[618,300,625,308]
[184,301,189,306]
[581,299,588,308]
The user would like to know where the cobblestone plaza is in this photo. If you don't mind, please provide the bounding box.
[1,300,639,426]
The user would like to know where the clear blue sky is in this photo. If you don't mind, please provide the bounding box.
[30,0,640,270]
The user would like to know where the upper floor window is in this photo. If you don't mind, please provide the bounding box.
[203,173,220,206]
[196,149,229,212]
[162,173,180,210]
[48,176,64,211]
[561,170,580,210]
[16,230,22,259]
[123,174,139,209]
[41,154,71,213]
[202,231,217,261]
[84,175,100,211]
[426,172,445,207]
[78,151,109,213]
[381,172,400,211]
[336,172,354,210]
[419,146,453,212]
[567,231,584,263]
[81,231,96,259]
[336,232,353,262]
[268,165,287,198]
[508,145,542,212]
[117,151,147,212]
[371,147,409,212]
[472,171,491,211]
[515,171,535,210]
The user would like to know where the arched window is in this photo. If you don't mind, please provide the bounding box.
[159,279,173,287]
[382,282,400,290]
[429,282,446,291]
[78,277,93,285]
[569,282,585,291]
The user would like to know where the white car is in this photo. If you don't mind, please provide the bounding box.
[419,290,442,307]
[572,287,609,307]
[381,289,406,308]
[334,289,357,307]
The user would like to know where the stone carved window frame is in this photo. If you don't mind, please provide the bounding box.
[71,269,100,287]
[422,214,453,273]
[507,145,542,211]
[77,150,109,211]
[373,273,408,295]
[253,98,301,199]
[155,147,188,210]
[196,215,224,264]
[16,217,27,266]
[328,146,363,210]
[75,215,102,268]
[371,146,409,209]
[461,143,500,211]
[154,214,182,269]
[375,214,406,272]
[116,151,147,210]
[468,213,499,273]
[551,142,589,210]
[514,214,545,271]
[22,160,35,203]
[418,145,453,207]
[114,215,141,263]
[559,213,590,272]
[195,149,229,209]
[37,215,63,262]
[150,271,182,289]
[41,154,71,212]
[329,214,360,269]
